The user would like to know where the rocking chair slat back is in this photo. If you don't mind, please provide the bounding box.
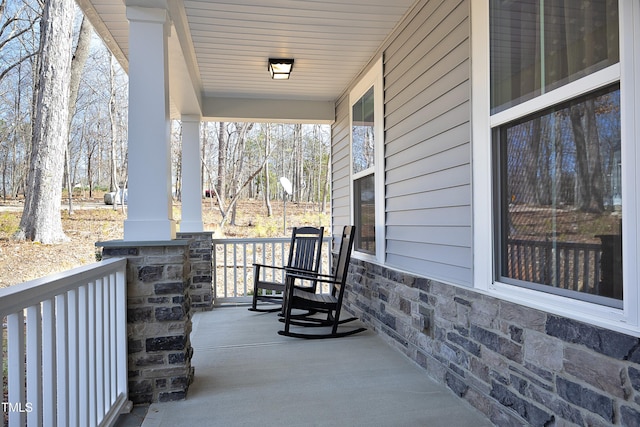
[249,226,324,313]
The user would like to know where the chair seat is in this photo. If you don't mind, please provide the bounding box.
[292,288,337,307]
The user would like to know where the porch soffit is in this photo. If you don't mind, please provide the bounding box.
[75,0,419,123]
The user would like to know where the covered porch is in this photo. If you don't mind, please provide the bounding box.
[65,0,640,425]
[138,306,492,427]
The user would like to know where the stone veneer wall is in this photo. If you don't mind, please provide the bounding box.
[344,258,640,426]
[176,232,213,311]
[99,241,194,404]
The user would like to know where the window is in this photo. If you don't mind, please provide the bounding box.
[495,84,622,307]
[350,58,384,261]
[490,1,619,114]
[472,1,640,332]
[352,87,376,254]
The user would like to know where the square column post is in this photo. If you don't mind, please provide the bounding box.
[124,6,176,241]
[180,116,204,232]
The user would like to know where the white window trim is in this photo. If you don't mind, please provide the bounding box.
[471,0,640,336]
[350,57,385,263]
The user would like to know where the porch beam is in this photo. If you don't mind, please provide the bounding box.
[124,6,176,241]
[202,97,335,124]
[166,1,202,117]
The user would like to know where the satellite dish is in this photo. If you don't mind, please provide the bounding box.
[279,177,293,195]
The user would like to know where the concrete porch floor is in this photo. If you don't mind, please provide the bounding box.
[139,306,494,427]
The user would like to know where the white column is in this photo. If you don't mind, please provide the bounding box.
[124,6,176,241]
[180,116,204,232]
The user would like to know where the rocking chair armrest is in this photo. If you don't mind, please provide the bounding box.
[285,269,339,286]
[283,266,321,276]
[253,263,287,271]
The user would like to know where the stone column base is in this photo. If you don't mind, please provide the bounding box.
[97,239,194,403]
[177,232,213,311]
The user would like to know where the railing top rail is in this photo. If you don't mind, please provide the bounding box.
[508,239,602,250]
[213,236,332,244]
[0,257,126,315]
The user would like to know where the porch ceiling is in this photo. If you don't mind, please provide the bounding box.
[75,0,418,122]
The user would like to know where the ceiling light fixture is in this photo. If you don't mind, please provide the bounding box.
[268,58,294,80]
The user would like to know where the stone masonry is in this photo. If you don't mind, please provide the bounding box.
[344,258,640,426]
[177,232,213,311]
[98,240,194,404]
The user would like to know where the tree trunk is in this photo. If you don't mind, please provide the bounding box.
[570,105,592,211]
[293,123,303,202]
[84,119,96,198]
[64,148,73,214]
[553,112,564,204]
[217,122,227,208]
[321,146,329,213]
[109,54,120,211]
[525,119,542,205]
[264,123,272,216]
[17,0,74,243]
[584,98,605,212]
[229,122,253,225]
[537,119,552,206]
[64,15,92,214]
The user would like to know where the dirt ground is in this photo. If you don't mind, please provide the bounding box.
[0,197,329,288]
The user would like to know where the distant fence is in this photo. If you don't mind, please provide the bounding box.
[505,239,604,294]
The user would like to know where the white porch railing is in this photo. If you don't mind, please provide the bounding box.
[212,236,333,304]
[0,258,129,427]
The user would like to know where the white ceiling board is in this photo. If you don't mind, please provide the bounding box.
[77,0,419,119]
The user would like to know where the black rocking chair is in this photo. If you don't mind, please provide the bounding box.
[249,226,324,313]
[278,225,366,339]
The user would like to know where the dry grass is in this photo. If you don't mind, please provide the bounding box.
[0,197,329,288]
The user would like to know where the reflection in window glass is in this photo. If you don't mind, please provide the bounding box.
[496,85,622,304]
[352,86,375,174]
[354,174,375,255]
[490,0,619,113]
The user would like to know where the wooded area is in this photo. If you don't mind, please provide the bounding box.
[0,0,331,241]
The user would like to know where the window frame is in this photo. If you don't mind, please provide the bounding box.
[471,0,640,335]
[349,57,385,263]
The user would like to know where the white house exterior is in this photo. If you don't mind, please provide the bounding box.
[79,0,640,424]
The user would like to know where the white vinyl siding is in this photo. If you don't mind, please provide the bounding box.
[384,0,472,286]
[331,0,472,285]
[331,96,352,238]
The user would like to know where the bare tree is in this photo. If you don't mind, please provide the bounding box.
[199,122,330,228]
[228,122,253,225]
[0,0,41,201]
[220,158,269,229]
[65,14,92,214]
[0,0,40,82]
[263,123,272,216]
[17,0,75,243]
[292,123,303,202]
[216,121,227,209]
[108,53,127,211]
